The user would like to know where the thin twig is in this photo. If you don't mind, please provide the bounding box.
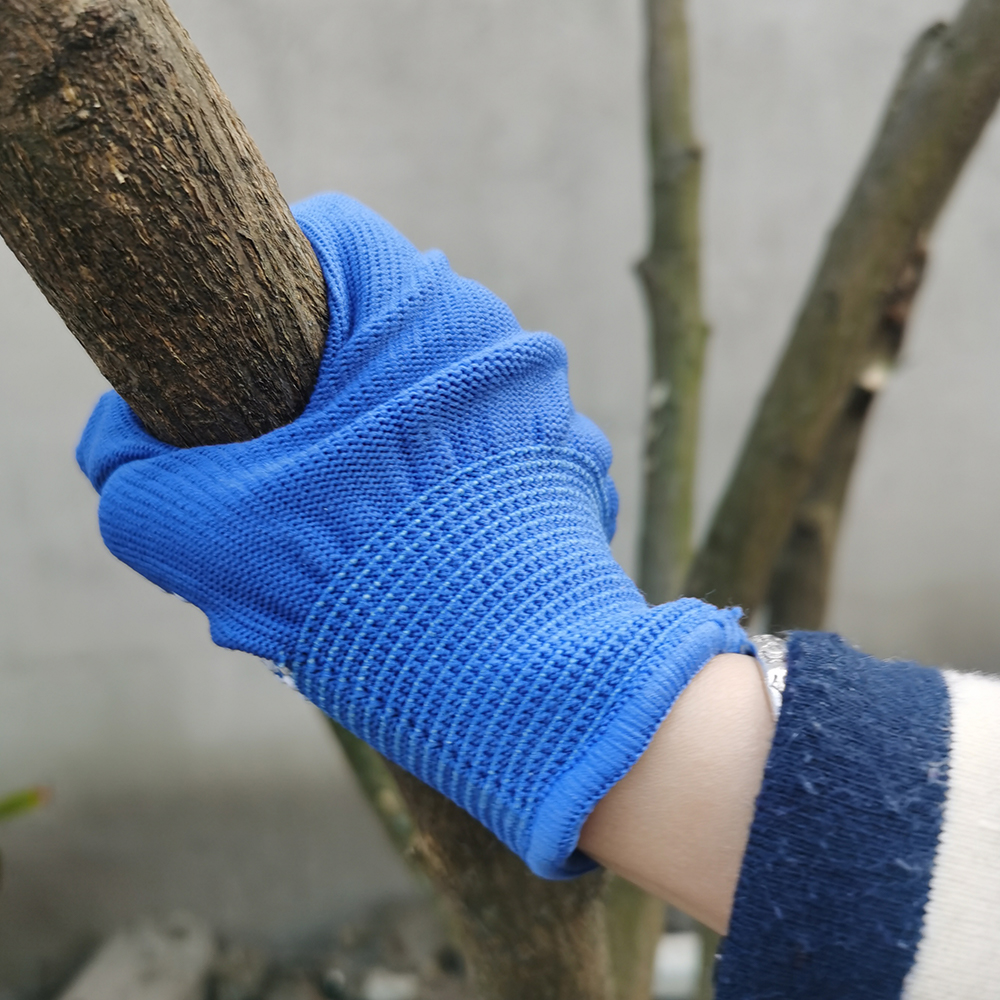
[637,0,709,606]
[608,1,707,995]
[327,721,420,869]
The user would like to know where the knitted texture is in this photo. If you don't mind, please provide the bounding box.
[716,632,950,999]
[77,193,748,876]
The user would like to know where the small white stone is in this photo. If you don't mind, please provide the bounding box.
[361,969,420,1000]
[651,932,703,1000]
[56,912,215,1000]
[648,379,671,410]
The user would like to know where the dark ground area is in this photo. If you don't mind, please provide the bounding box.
[25,897,470,1000]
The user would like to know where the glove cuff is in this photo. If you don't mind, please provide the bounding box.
[289,446,748,876]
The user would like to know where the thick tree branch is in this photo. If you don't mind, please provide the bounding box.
[763,386,875,632]
[766,238,927,632]
[686,5,1000,613]
[391,765,613,1000]
[0,0,328,446]
[0,3,615,997]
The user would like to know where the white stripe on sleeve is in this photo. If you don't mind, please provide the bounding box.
[903,669,1000,1000]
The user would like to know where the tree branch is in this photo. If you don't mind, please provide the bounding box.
[327,721,420,869]
[0,3,616,997]
[605,876,665,1000]
[0,0,328,446]
[766,237,927,632]
[391,765,613,1000]
[637,0,708,606]
[686,6,1000,613]
[611,2,708,994]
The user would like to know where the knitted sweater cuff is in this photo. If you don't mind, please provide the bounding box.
[717,632,948,997]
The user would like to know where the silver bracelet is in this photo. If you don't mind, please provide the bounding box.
[749,634,787,721]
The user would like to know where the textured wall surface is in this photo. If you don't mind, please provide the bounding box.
[2,0,997,989]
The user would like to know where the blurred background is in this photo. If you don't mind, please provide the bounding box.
[3,0,1000,991]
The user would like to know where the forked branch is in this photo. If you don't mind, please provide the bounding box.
[686,6,1000,613]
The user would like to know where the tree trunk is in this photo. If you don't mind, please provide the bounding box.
[0,3,613,997]
[392,766,612,1000]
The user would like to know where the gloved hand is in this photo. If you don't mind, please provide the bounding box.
[77,193,748,877]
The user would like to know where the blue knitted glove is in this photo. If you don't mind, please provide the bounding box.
[77,193,749,877]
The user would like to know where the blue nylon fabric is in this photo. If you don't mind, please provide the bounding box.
[77,192,748,875]
[716,632,950,999]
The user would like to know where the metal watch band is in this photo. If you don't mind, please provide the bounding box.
[749,633,788,721]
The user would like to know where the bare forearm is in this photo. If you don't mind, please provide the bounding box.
[580,653,773,933]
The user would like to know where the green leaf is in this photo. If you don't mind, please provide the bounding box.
[0,787,50,823]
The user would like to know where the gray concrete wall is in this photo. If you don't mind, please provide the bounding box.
[2,0,997,989]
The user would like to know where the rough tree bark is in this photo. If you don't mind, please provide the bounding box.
[0,2,613,998]
[0,0,328,446]
[766,237,927,632]
[392,766,612,1000]
[686,3,1000,615]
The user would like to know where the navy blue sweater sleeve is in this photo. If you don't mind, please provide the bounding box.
[717,632,1000,1000]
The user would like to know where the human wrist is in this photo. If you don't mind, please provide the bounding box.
[580,652,775,932]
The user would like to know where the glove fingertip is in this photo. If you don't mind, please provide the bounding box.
[77,391,172,494]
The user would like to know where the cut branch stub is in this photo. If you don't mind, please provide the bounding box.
[0,0,328,446]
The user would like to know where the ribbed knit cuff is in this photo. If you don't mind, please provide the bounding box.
[289,446,748,876]
[529,605,748,876]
